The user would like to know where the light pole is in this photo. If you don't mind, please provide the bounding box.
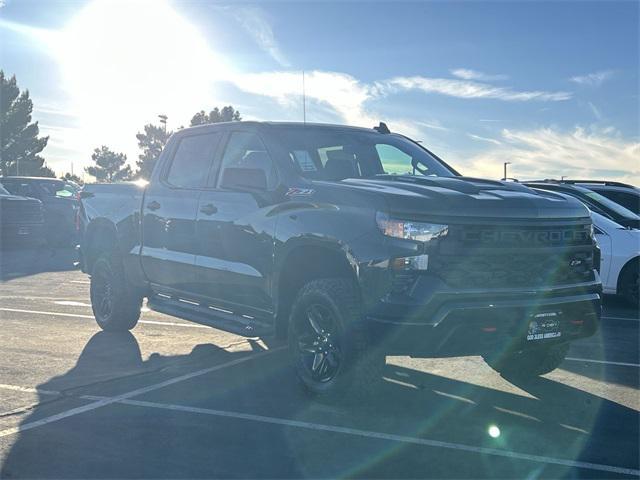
[158,114,168,134]
[503,162,511,180]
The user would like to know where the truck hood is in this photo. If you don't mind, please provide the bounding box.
[333,175,590,222]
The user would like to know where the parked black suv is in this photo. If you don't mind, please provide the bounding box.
[524,181,640,229]
[79,122,601,398]
[0,176,79,246]
[554,180,640,215]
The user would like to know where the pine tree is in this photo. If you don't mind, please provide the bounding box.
[189,106,241,126]
[0,71,50,176]
[61,172,83,184]
[85,146,132,183]
[135,123,171,179]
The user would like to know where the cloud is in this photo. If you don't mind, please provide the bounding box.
[229,70,428,138]
[451,68,508,82]
[230,70,375,126]
[232,6,289,67]
[570,70,614,87]
[386,76,572,102]
[467,133,502,145]
[462,126,640,184]
[416,121,449,132]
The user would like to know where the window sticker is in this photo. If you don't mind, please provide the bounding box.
[293,150,317,172]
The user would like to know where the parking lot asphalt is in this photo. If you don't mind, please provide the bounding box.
[0,247,638,478]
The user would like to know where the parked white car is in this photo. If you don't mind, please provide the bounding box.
[591,211,639,305]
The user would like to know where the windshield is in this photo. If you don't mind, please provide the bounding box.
[37,180,76,198]
[0,184,9,195]
[273,127,456,181]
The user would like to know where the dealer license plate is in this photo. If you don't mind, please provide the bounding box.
[527,311,562,341]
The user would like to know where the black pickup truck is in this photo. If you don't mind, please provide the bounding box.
[79,121,601,398]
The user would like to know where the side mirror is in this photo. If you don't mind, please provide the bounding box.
[220,168,267,191]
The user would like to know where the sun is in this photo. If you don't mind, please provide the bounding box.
[51,0,230,163]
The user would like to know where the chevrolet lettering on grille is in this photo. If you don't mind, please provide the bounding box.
[476,229,590,245]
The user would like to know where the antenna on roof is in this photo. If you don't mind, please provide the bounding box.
[374,122,390,134]
[302,70,306,124]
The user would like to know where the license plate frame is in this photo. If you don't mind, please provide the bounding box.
[17,226,30,235]
[527,311,563,341]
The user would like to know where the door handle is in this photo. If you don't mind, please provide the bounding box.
[200,203,218,215]
[146,200,161,211]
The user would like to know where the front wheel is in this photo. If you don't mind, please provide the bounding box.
[288,278,385,400]
[90,253,142,331]
[483,343,569,380]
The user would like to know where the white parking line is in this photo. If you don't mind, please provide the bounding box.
[602,315,640,323]
[4,383,634,476]
[565,357,640,368]
[0,382,640,476]
[91,397,636,477]
[0,346,284,438]
[0,307,211,329]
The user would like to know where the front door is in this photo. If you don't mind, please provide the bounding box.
[194,130,278,316]
[141,131,222,296]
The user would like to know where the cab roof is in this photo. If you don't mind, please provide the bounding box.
[175,121,389,136]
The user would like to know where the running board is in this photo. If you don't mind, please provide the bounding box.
[147,296,274,338]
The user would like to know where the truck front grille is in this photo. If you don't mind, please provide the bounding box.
[431,248,595,289]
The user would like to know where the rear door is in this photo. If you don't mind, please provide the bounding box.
[194,130,279,316]
[141,131,222,296]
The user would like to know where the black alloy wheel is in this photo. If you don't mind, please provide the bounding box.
[293,303,342,383]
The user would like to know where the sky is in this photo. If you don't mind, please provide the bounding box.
[1,0,638,183]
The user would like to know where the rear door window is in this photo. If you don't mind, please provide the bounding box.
[166,133,221,189]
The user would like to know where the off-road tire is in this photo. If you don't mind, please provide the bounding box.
[288,278,385,400]
[483,343,569,380]
[90,252,142,331]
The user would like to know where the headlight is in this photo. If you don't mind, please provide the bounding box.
[376,212,448,243]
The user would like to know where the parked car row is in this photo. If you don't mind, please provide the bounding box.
[525,180,640,306]
[0,176,81,248]
[558,180,640,214]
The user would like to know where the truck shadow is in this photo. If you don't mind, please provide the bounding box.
[1,332,638,478]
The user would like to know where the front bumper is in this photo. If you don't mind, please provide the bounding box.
[366,275,601,356]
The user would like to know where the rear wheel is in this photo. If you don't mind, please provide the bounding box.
[288,278,385,400]
[90,253,142,331]
[483,343,569,380]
